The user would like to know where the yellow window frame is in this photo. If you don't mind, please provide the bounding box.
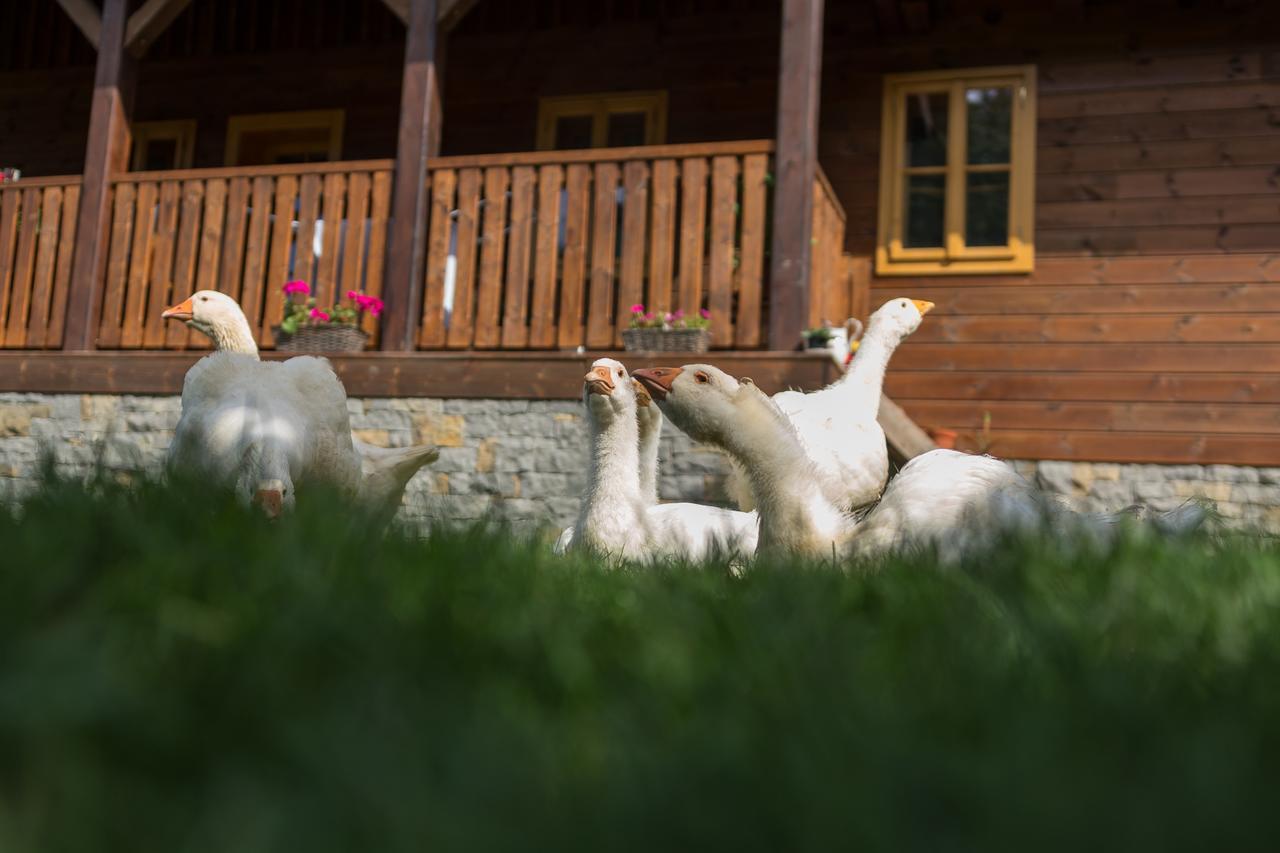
[224,109,345,166]
[535,91,668,150]
[131,119,196,170]
[876,65,1036,276]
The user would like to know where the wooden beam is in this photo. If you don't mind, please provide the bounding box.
[768,0,824,351]
[125,0,194,57]
[879,393,937,464]
[64,0,135,352]
[54,0,101,49]
[381,0,441,352]
[381,0,476,30]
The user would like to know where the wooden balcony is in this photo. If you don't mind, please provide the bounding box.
[0,140,863,356]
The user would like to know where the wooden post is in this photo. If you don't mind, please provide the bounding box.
[381,0,440,352]
[768,0,824,351]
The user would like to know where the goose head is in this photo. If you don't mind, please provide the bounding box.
[869,296,935,341]
[582,357,636,426]
[633,364,766,447]
[235,443,296,519]
[162,290,258,355]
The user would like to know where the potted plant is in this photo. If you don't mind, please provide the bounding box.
[273,280,382,352]
[802,325,835,351]
[621,304,712,353]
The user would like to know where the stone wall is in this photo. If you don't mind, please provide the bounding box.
[2,392,1277,532]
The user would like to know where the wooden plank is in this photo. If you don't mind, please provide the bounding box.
[24,188,65,349]
[238,176,275,343]
[120,159,394,183]
[293,173,322,293]
[769,0,823,349]
[120,182,157,348]
[314,172,345,309]
[735,153,768,348]
[124,0,193,56]
[946,430,1280,467]
[849,255,872,323]
[419,167,456,348]
[446,167,483,348]
[885,371,1280,405]
[1038,167,1280,203]
[870,283,1280,314]
[1038,197,1280,229]
[364,170,392,344]
[338,171,371,305]
[46,185,80,348]
[891,342,1280,373]
[899,399,1280,435]
[1039,108,1280,146]
[557,163,591,350]
[529,163,563,349]
[217,177,249,301]
[188,178,226,349]
[869,253,1280,287]
[808,183,829,330]
[677,157,708,317]
[1038,224,1280,255]
[165,179,203,348]
[423,140,775,170]
[616,160,649,347]
[500,165,536,349]
[472,167,508,349]
[3,189,43,347]
[0,192,20,341]
[647,158,676,317]
[54,0,101,48]
[707,156,738,348]
[261,175,299,346]
[585,162,619,350]
[142,181,181,348]
[1038,79,1280,119]
[1040,53,1264,94]
[1038,138,1280,174]
[912,313,1280,344]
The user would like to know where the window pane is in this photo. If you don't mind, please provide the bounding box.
[966,87,1012,165]
[905,91,949,167]
[904,174,945,248]
[606,111,647,147]
[966,170,1010,246]
[554,115,594,150]
[141,139,178,170]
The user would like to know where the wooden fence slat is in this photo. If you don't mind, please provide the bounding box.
[419,168,456,348]
[314,172,345,309]
[24,187,64,348]
[446,167,482,349]
[218,177,249,302]
[0,192,21,341]
[293,173,322,292]
[647,158,676,318]
[529,163,563,349]
[363,170,391,344]
[677,157,708,317]
[2,189,41,347]
[585,162,619,350]
[262,175,299,346]
[338,171,371,305]
[120,182,158,348]
[473,168,509,349]
[165,180,204,349]
[707,156,738,348]
[142,181,182,348]
[808,183,828,330]
[97,182,135,347]
[191,178,227,349]
[557,163,591,349]
[500,165,536,349]
[735,153,768,348]
[617,161,649,347]
[237,177,274,341]
[47,184,79,348]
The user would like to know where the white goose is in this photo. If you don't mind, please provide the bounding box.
[634,364,1204,561]
[162,290,438,516]
[726,297,933,513]
[557,358,758,561]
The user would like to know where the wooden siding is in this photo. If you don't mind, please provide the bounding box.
[0,177,81,350]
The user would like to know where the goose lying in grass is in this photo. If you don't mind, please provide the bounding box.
[162,290,437,517]
[726,297,933,514]
[635,364,1206,561]
[557,358,758,561]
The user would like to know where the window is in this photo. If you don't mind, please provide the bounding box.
[536,91,667,150]
[131,120,196,171]
[225,110,345,166]
[876,66,1036,275]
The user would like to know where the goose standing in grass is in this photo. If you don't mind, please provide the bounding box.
[162,290,437,517]
[726,297,934,513]
[557,358,758,561]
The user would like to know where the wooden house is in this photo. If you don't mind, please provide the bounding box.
[1,0,1277,470]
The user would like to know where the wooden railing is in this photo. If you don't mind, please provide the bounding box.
[413,140,774,350]
[96,160,394,349]
[808,166,857,329]
[0,176,81,349]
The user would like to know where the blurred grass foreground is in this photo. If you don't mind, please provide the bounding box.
[5,472,1280,852]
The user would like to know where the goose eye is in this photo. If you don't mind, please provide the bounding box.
[695,372,709,384]
[616,368,624,377]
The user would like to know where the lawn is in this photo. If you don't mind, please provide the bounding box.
[3,473,1280,851]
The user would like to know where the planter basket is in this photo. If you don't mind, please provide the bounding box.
[621,328,711,353]
[273,324,369,353]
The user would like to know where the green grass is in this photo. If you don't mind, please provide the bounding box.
[4,473,1280,851]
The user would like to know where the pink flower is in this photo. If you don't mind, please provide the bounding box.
[700,309,711,319]
[310,308,330,322]
[630,303,645,313]
[283,280,310,295]
[366,298,384,317]
[672,309,685,319]
[347,290,361,301]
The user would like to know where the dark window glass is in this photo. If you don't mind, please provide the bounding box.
[905,91,948,167]
[966,170,1010,246]
[904,174,946,248]
[606,111,647,147]
[141,139,178,170]
[554,115,594,150]
[966,87,1012,165]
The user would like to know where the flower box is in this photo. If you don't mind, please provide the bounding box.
[273,324,369,353]
[621,327,711,353]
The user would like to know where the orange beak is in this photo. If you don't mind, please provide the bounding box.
[162,296,194,322]
[911,299,936,316]
[632,367,683,401]
[584,365,615,396]
[253,487,283,520]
